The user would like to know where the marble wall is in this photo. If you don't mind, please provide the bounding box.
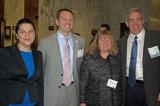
[149,0,160,31]
[4,0,156,48]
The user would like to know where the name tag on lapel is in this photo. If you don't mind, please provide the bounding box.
[77,50,84,58]
[148,46,160,58]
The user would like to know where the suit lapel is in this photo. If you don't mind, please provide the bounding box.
[123,36,128,67]
[11,45,28,79]
[121,36,128,76]
[52,33,63,73]
[143,30,151,67]
[72,35,78,69]
[30,49,40,79]
[72,35,79,82]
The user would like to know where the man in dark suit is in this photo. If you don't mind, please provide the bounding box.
[119,8,160,106]
[38,8,85,106]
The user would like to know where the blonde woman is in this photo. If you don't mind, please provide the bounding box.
[80,30,122,106]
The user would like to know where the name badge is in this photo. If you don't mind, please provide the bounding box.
[106,79,118,89]
[77,50,84,58]
[148,46,160,58]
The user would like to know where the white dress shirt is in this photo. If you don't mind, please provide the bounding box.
[57,32,74,81]
[126,29,145,81]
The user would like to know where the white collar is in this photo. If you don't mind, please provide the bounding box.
[129,28,145,41]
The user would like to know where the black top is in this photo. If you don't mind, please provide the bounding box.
[80,52,122,106]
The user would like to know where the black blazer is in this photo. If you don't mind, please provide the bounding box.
[80,53,122,106]
[118,29,160,106]
[0,44,43,106]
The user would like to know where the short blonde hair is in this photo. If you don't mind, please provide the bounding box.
[87,30,118,56]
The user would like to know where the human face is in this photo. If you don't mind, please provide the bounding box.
[17,23,35,50]
[56,11,73,36]
[98,35,112,53]
[126,12,144,35]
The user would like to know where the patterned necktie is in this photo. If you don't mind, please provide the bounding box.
[128,36,138,87]
[63,38,72,86]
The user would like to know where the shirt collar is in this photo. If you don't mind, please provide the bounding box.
[58,31,72,39]
[129,28,145,41]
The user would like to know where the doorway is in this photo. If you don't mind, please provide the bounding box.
[25,0,39,48]
[0,0,4,48]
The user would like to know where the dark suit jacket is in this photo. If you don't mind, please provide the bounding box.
[118,29,160,106]
[0,44,43,106]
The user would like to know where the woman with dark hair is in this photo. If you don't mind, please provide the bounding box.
[80,30,122,106]
[0,18,43,106]
[89,28,98,45]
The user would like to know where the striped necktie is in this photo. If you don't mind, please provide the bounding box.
[63,38,72,86]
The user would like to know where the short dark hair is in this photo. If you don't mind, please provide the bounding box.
[56,8,74,19]
[101,24,110,31]
[91,28,98,37]
[15,18,35,34]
